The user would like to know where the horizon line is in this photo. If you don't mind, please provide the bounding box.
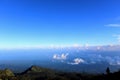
[0,44,120,50]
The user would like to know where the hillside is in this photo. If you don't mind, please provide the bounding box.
[0,65,120,80]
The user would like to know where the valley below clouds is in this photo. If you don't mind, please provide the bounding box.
[0,46,120,73]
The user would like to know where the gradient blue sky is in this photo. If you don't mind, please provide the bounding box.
[0,0,120,48]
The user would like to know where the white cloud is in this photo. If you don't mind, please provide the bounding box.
[105,24,120,27]
[116,61,120,65]
[113,34,120,37]
[68,58,85,65]
[117,35,120,42]
[113,34,120,43]
[53,53,69,60]
[117,36,120,43]
[105,56,120,65]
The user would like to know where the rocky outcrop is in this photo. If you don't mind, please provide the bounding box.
[0,68,14,77]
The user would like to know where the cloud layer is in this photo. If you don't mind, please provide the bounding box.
[105,24,120,27]
[68,58,85,65]
[113,34,120,43]
[53,53,69,60]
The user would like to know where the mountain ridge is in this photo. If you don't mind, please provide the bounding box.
[0,65,120,80]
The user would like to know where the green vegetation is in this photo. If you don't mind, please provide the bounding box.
[0,66,120,80]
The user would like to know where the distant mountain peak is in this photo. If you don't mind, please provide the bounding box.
[22,65,48,74]
[30,65,43,72]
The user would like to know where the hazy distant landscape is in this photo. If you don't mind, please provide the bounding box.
[0,45,120,73]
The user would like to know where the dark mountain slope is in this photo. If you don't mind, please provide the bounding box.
[0,65,120,80]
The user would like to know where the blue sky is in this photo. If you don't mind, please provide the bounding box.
[0,0,120,48]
